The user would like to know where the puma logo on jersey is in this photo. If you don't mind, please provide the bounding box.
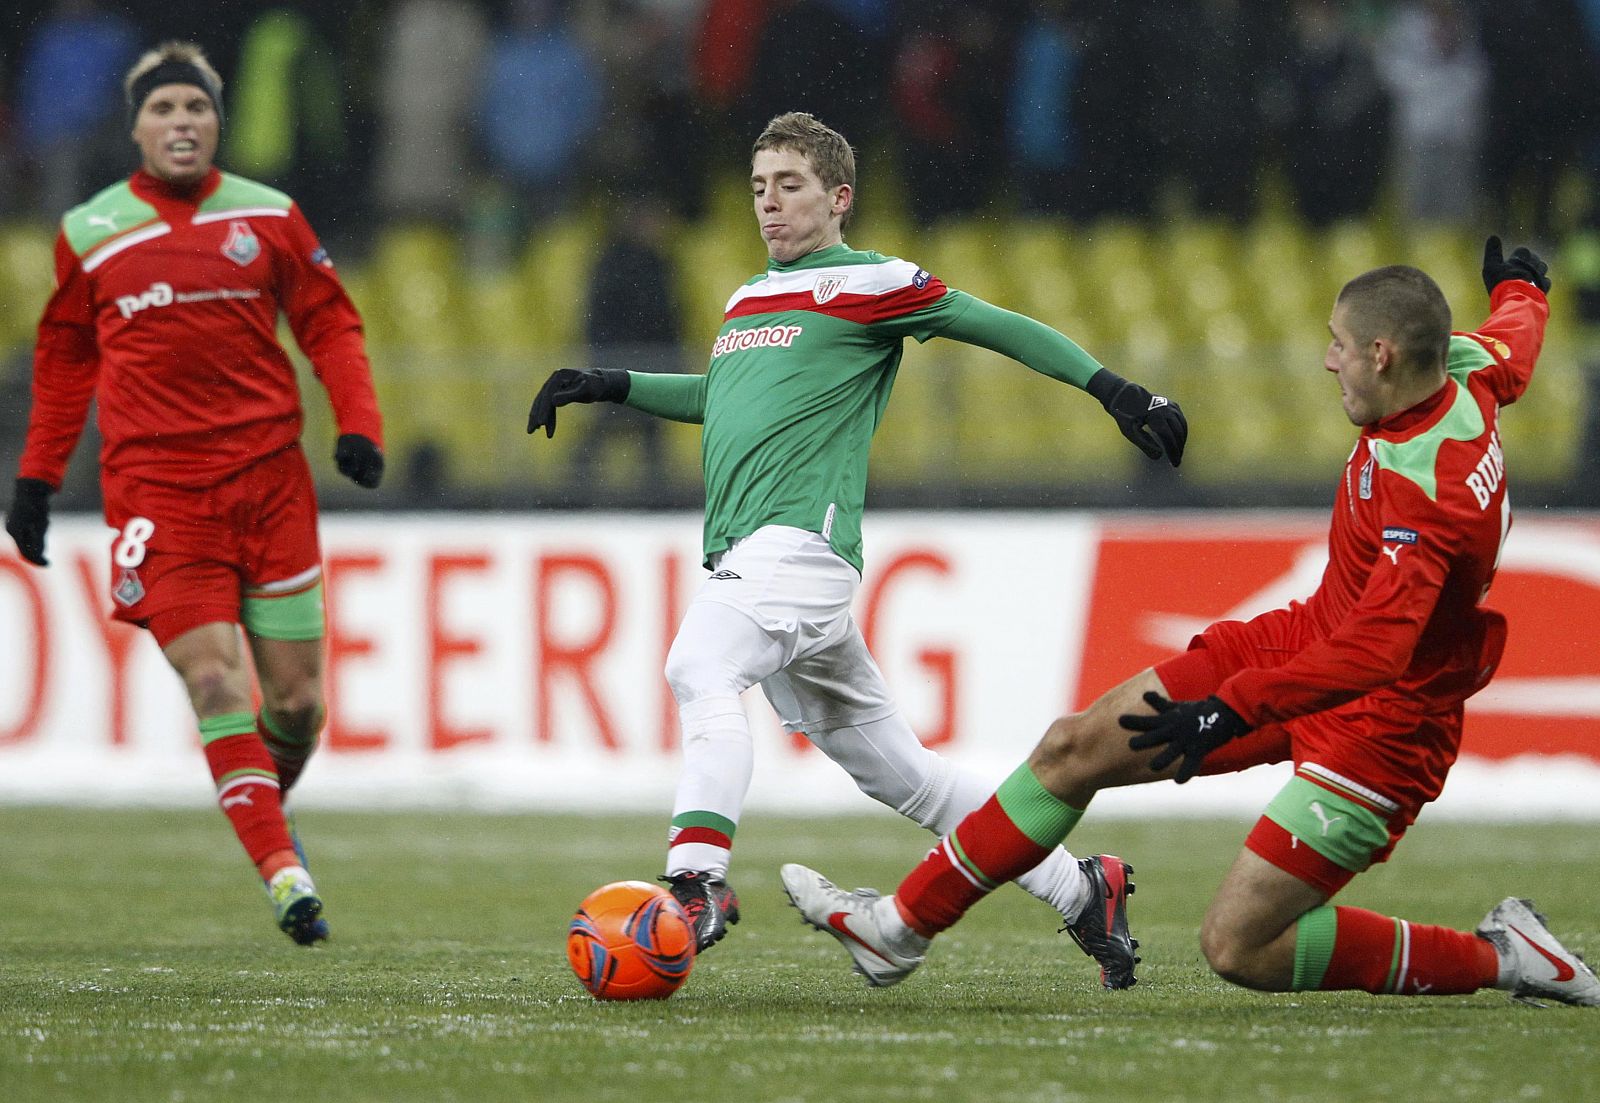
[1380,527,1416,566]
[1308,801,1345,836]
[87,213,119,232]
[1465,430,1505,509]
[711,324,804,359]
[221,789,256,810]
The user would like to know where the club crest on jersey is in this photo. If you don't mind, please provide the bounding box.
[221,220,260,266]
[112,567,145,607]
[813,274,847,304]
[1359,456,1375,499]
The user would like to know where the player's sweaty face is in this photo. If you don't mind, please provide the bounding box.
[751,148,847,263]
[133,84,219,186]
[1326,304,1382,426]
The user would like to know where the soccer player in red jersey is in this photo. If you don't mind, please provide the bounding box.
[3,42,384,945]
[783,238,1600,1006]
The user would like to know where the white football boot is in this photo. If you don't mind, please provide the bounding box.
[780,863,929,987]
[1476,897,1600,1006]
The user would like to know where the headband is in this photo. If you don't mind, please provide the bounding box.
[127,59,224,129]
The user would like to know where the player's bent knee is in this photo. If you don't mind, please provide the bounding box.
[265,700,325,742]
[1199,915,1271,990]
[1030,713,1108,787]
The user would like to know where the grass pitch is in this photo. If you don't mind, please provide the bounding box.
[1,806,1596,1103]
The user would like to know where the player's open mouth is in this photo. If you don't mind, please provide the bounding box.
[169,140,197,155]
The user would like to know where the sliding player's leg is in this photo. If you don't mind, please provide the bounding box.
[1211,771,1597,1004]
[782,666,1177,985]
[772,622,1138,987]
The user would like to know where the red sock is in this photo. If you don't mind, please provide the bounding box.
[204,732,298,881]
[896,792,1053,936]
[1315,906,1499,995]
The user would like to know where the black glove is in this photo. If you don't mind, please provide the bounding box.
[5,477,53,566]
[1120,691,1251,784]
[334,434,385,489]
[1085,369,1187,467]
[1482,235,1550,295]
[526,368,631,438]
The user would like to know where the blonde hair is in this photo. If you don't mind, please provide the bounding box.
[125,41,222,101]
[753,112,856,224]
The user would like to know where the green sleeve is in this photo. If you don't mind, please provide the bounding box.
[623,372,706,424]
[935,292,1104,389]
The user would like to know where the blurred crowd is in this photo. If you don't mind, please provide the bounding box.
[3,0,1600,510]
[4,0,1600,244]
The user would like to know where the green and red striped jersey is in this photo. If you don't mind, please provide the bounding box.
[626,242,1105,570]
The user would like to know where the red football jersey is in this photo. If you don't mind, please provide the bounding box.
[20,167,382,489]
[1218,280,1547,727]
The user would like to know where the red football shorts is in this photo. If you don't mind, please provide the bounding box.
[1153,612,1467,893]
[100,446,323,647]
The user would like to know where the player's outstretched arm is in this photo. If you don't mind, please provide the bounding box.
[933,294,1187,466]
[1471,236,1551,406]
[526,368,631,438]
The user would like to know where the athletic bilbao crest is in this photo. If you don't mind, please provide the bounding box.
[221,220,261,266]
[813,274,847,305]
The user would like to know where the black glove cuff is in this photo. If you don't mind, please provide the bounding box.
[14,477,53,505]
[1084,367,1126,409]
[598,369,631,403]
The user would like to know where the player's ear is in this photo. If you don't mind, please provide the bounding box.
[832,183,852,219]
[1371,336,1395,373]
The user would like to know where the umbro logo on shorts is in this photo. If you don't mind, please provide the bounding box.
[709,569,742,580]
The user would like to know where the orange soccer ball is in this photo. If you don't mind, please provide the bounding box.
[567,881,696,1000]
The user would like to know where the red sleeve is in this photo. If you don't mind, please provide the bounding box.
[277,205,383,446]
[1217,492,1454,727]
[1458,280,1547,407]
[17,233,100,490]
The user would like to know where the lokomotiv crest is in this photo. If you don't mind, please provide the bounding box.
[221,220,261,266]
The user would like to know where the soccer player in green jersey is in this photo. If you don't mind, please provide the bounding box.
[527,112,1186,983]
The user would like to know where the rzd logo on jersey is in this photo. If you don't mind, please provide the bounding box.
[222,220,260,266]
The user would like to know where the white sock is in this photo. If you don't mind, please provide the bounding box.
[665,694,752,880]
[899,760,1090,922]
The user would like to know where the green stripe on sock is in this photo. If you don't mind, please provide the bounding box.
[946,831,1000,890]
[198,711,257,745]
[218,766,278,785]
[993,764,1083,848]
[1383,918,1405,993]
[1292,905,1340,990]
[671,810,738,840]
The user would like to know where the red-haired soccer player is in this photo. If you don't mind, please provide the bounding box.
[4,42,384,944]
[784,238,1600,1007]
